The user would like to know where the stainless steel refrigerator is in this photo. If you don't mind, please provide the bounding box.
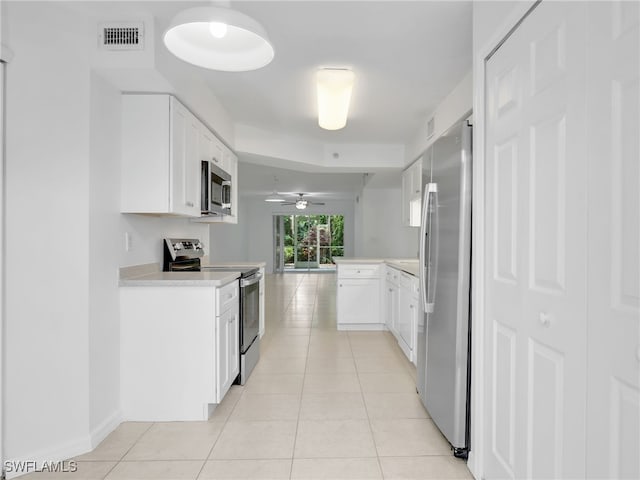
[417,119,472,458]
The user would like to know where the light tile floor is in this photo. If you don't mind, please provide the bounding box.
[23,273,473,480]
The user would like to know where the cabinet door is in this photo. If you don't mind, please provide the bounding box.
[227,306,240,384]
[409,159,423,226]
[199,124,214,164]
[211,135,225,170]
[215,311,230,403]
[408,296,419,365]
[170,99,200,216]
[401,169,411,226]
[216,305,240,403]
[337,278,381,325]
[385,279,398,335]
[397,286,412,352]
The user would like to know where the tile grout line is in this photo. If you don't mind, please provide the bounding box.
[288,273,314,479]
[104,422,155,479]
[347,331,387,480]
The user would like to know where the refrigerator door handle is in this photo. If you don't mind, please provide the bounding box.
[420,183,438,313]
[419,187,430,313]
[426,185,439,313]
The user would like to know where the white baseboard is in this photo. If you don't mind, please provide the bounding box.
[5,436,90,479]
[5,409,122,479]
[89,409,122,449]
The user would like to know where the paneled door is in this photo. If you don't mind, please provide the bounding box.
[484,2,588,478]
[585,2,640,478]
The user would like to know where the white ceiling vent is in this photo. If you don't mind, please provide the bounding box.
[426,117,435,140]
[99,22,144,51]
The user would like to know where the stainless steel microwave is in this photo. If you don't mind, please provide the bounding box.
[201,161,231,216]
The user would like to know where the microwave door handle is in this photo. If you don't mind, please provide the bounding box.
[222,181,232,208]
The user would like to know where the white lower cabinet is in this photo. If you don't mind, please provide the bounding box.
[385,268,400,335]
[397,272,420,364]
[336,262,419,360]
[120,280,239,421]
[215,305,239,403]
[214,280,240,403]
[337,264,384,330]
[386,266,420,363]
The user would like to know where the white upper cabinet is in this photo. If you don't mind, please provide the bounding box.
[121,94,238,221]
[121,95,201,217]
[401,156,423,227]
[201,125,228,172]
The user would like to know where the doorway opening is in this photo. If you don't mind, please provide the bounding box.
[273,214,344,273]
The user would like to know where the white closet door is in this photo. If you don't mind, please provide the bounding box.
[586,2,640,478]
[484,2,588,478]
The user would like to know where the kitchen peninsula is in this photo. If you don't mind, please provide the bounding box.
[334,257,420,364]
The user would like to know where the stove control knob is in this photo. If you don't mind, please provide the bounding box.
[196,242,203,250]
[174,242,183,250]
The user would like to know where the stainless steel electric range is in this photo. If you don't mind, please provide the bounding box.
[163,238,261,385]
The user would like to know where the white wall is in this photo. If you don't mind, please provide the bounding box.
[3,1,217,466]
[5,1,91,462]
[88,72,122,437]
[406,71,473,164]
[355,186,418,259]
[208,200,250,264]
[211,196,356,273]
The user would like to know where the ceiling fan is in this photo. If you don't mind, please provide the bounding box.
[281,193,325,210]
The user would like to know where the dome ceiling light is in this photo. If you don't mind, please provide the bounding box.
[317,68,355,130]
[163,6,274,72]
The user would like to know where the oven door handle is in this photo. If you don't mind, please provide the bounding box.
[240,273,262,288]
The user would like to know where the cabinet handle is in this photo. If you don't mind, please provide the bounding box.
[339,284,343,287]
[388,288,393,292]
[409,304,414,309]
[186,201,194,207]
[212,156,219,163]
[415,190,420,194]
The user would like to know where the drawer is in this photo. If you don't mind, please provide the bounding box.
[216,279,239,316]
[339,264,381,278]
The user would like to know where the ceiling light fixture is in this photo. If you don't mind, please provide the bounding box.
[295,199,308,210]
[317,68,355,130]
[163,6,274,72]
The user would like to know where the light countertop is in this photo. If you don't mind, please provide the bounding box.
[202,261,267,268]
[119,270,240,287]
[333,258,386,265]
[334,257,419,277]
[119,263,241,287]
